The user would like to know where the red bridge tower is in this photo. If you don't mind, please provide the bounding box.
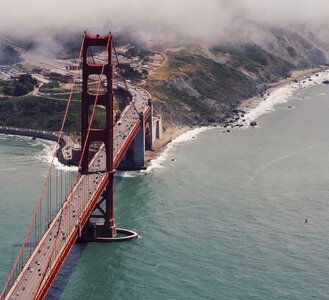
[81,33,116,237]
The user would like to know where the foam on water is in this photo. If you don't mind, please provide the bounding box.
[37,140,78,172]
[145,69,329,172]
[2,70,329,177]
[0,134,76,171]
[244,69,329,123]
[146,126,215,172]
[114,127,217,176]
[0,133,36,143]
[115,170,139,178]
[244,85,295,122]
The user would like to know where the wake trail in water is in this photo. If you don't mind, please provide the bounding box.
[0,168,17,172]
[133,202,219,221]
[249,144,321,182]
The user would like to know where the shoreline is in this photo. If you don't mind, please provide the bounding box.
[238,66,327,113]
[145,66,329,167]
[1,66,328,171]
[0,126,80,169]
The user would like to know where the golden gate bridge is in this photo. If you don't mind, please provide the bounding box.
[0,32,155,299]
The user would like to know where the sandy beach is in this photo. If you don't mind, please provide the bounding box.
[146,66,329,166]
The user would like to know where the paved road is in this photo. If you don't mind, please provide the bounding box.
[5,84,151,299]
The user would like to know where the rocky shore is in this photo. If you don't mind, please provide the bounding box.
[1,67,327,170]
[145,66,329,166]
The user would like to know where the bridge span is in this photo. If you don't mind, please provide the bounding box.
[1,33,155,299]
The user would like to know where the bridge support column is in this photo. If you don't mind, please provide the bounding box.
[79,33,138,242]
[133,114,146,167]
[118,113,148,171]
[105,173,116,237]
[147,99,154,150]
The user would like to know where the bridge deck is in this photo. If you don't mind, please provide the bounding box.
[6,85,151,299]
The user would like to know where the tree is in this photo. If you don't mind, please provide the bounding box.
[19,74,37,86]
[13,83,29,96]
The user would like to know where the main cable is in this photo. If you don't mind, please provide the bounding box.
[0,33,86,299]
[34,34,112,298]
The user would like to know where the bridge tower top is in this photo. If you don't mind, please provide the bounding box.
[81,33,114,174]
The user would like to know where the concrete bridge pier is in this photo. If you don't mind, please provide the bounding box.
[146,99,154,150]
[119,101,155,171]
[78,222,137,242]
[132,113,146,168]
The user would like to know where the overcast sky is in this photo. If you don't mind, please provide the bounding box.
[1,0,328,45]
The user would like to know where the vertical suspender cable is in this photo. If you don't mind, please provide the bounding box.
[35,35,111,297]
[0,33,86,299]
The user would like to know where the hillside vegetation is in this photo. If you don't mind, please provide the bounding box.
[146,28,329,127]
[0,96,81,133]
[0,74,38,97]
[0,26,328,132]
[146,44,294,126]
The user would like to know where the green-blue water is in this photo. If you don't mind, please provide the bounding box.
[1,81,329,299]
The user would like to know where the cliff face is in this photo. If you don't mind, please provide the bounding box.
[146,27,329,128]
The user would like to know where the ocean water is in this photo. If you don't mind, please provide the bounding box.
[1,72,329,299]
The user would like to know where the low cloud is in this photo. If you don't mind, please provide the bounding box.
[1,0,329,50]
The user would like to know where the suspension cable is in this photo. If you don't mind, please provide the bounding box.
[0,32,86,299]
[34,34,111,298]
[112,42,129,91]
[112,40,140,115]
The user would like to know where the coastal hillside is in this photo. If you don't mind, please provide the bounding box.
[0,26,328,133]
[146,26,329,128]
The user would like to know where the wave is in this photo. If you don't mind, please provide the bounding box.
[0,133,38,143]
[145,69,329,172]
[0,134,77,171]
[2,70,328,176]
[244,69,329,123]
[112,127,216,176]
[115,170,141,178]
[243,85,295,123]
[36,140,78,172]
[146,126,215,172]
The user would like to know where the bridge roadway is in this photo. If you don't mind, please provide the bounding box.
[6,84,151,299]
